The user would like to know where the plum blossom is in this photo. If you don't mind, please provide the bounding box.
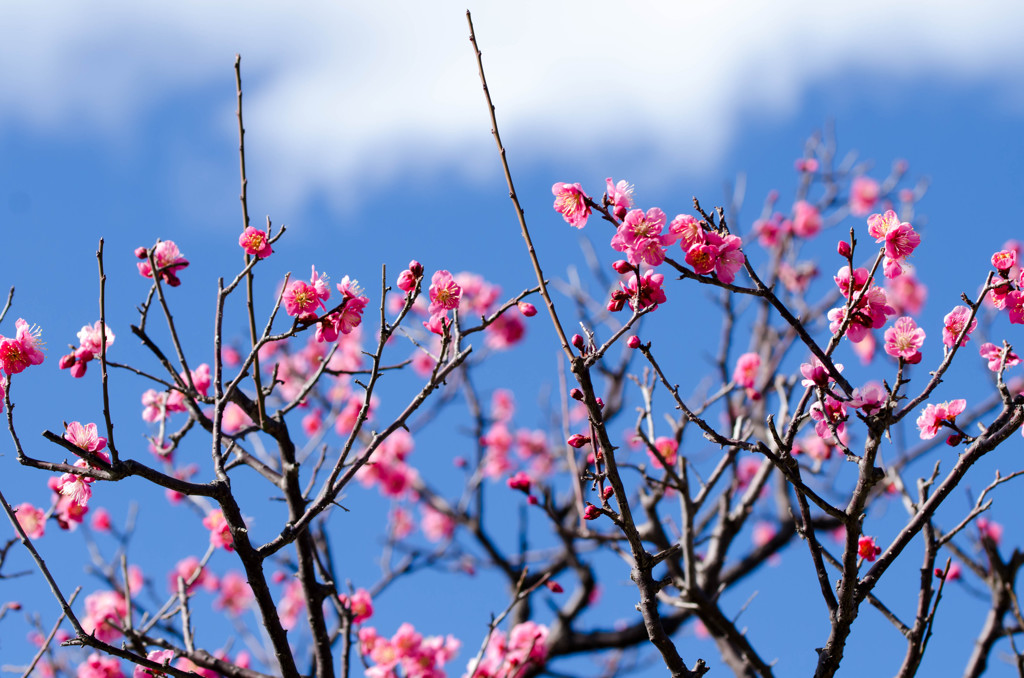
[732,352,760,389]
[858,535,881,562]
[77,653,124,678]
[65,421,108,453]
[428,270,462,316]
[791,200,821,238]
[849,382,886,416]
[277,579,306,631]
[977,518,1003,545]
[214,571,254,616]
[979,342,1020,372]
[136,240,189,287]
[810,395,847,443]
[942,306,977,347]
[60,320,115,378]
[15,503,45,539]
[827,284,895,343]
[866,210,920,279]
[647,436,678,469]
[421,504,455,542]
[134,650,175,678]
[883,316,925,362]
[605,177,634,218]
[339,588,374,624]
[916,399,966,439]
[467,621,549,677]
[552,182,590,228]
[800,356,843,388]
[203,509,233,551]
[0,318,45,375]
[238,226,273,258]
[886,272,927,316]
[849,176,880,216]
[283,268,331,320]
[82,590,127,643]
[610,207,671,266]
[608,270,667,312]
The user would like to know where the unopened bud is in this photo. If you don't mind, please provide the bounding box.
[408,260,423,276]
[612,260,633,274]
[7,601,21,611]
[837,241,852,258]
[59,353,77,370]
[583,503,601,520]
[945,433,963,447]
[567,434,590,448]
[518,302,537,317]
[571,334,585,351]
[134,246,149,260]
[595,397,605,409]
[545,580,563,593]
[626,335,641,349]
[526,495,538,505]
[602,486,614,500]
[570,388,584,401]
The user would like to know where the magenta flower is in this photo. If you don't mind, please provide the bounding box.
[916,399,966,439]
[670,214,704,251]
[709,231,746,284]
[136,240,189,287]
[849,382,886,416]
[883,316,925,361]
[886,273,927,316]
[857,535,881,562]
[647,436,678,469]
[339,588,374,624]
[800,356,843,388]
[942,306,977,347]
[428,270,462,315]
[849,176,880,216]
[884,223,921,263]
[15,503,45,539]
[0,318,45,375]
[867,210,920,279]
[1006,291,1024,325]
[828,285,895,343]
[283,279,326,320]
[238,226,273,259]
[992,249,1017,273]
[979,342,1020,372]
[203,509,234,551]
[810,395,847,443]
[64,421,108,453]
[834,266,871,298]
[134,649,175,678]
[552,182,591,228]
[685,242,718,275]
[605,178,634,219]
[614,270,666,311]
[732,352,760,389]
[791,200,822,238]
[610,208,670,267]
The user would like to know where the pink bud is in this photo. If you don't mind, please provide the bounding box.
[837,241,852,258]
[7,602,21,611]
[526,495,538,505]
[59,353,77,370]
[595,397,605,409]
[626,335,641,349]
[945,434,963,447]
[134,246,149,259]
[583,503,601,520]
[453,456,467,468]
[572,334,585,351]
[408,260,423,276]
[992,250,1017,273]
[602,486,614,500]
[570,388,584,401]
[506,471,532,493]
[612,260,633,274]
[397,270,417,293]
[567,434,590,448]
[518,302,537,317]
[545,580,563,593]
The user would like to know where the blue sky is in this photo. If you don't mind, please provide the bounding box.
[2,2,1024,676]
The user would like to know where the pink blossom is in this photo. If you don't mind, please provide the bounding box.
[647,436,678,469]
[339,588,374,623]
[421,504,455,542]
[238,226,273,258]
[428,270,462,316]
[883,316,925,361]
[134,650,175,678]
[849,176,880,216]
[65,421,108,453]
[834,266,871,298]
[849,382,886,416]
[390,507,414,540]
[992,249,1017,272]
[485,312,526,350]
[979,342,1020,372]
[778,261,817,294]
[977,517,1003,545]
[168,557,208,593]
[490,388,515,421]
[800,356,843,388]
[91,508,112,532]
[942,306,977,347]
[15,503,45,539]
[60,321,116,378]
[916,399,967,439]
[507,471,532,493]
[214,571,254,617]
[605,178,634,218]
[828,285,895,343]
[1007,290,1024,324]
[77,653,124,678]
[82,590,127,643]
[858,535,881,562]
[277,579,306,631]
[867,210,920,279]
[283,280,326,319]
[203,509,233,551]
[795,157,819,173]
[141,389,186,423]
[670,214,704,251]
[732,352,760,389]
[136,241,189,287]
[685,242,718,275]
[810,395,847,443]
[552,182,591,228]
[609,270,667,312]
[886,273,927,316]
[791,200,821,238]
[935,562,962,581]
[0,318,45,375]
[610,208,670,266]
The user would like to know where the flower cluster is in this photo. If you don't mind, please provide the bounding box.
[136,240,189,287]
[358,623,460,678]
[467,621,549,678]
[59,320,115,378]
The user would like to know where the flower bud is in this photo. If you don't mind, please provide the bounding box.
[567,434,590,448]
[612,259,632,274]
[134,246,149,259]
[945,433,963,447]
[626,335,641,349]
[7,602,21,611]
[582,503,601,520]
[571,334,585,351]
[397,270,417,293]
[526,495,538,505]
[595,397,605,409]
[518,302,537,317]
[569,388,584,401]
[59,353,77,370]
[408,260,423,276]
[545,580,564,593]
[837,241,852,258]
[602,486,614,500]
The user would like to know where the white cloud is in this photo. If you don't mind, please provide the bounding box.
[1,1,1020,209]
